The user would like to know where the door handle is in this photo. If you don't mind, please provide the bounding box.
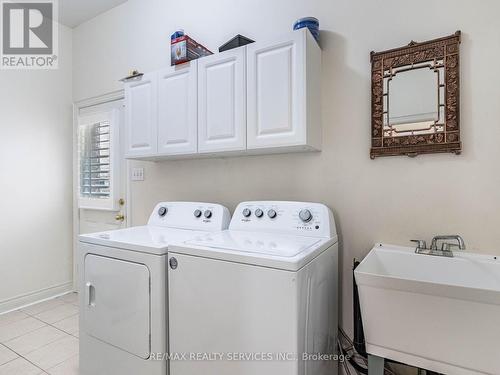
[86,282,95,307]
[115,214,125,222]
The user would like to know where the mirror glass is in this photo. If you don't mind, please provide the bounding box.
[383,60,445,137]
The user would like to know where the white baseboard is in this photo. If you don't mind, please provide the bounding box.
[0,282,74,315]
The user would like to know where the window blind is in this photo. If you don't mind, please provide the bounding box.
[79,120,111,200]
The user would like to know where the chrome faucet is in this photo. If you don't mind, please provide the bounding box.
[411,235,465,258]
[430,235,466,251]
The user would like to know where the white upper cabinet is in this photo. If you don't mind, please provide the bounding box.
[157,62,198,156]
[123,29,321,160]
[247,28,321,151]
[197,47,246,153]
[124,72,158,157]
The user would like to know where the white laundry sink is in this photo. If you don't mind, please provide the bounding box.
[355,243,500,375]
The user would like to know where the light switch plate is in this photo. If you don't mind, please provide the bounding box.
[131,168,144,181]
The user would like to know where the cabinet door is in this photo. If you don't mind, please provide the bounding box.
[157,63,197,155]
[247,31,306,149]
[198,48,246,153]
[83,254,151,359]
[124,72,158,157]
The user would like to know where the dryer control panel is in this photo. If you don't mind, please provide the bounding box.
[148,202,231,232]
[230,201,336,238]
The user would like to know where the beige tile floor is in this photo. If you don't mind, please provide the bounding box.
[0,293,79,375]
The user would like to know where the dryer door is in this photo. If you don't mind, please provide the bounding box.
[83,254,151,359]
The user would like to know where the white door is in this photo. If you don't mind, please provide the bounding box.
[83,254,151,359]
[124,72,158,157]
[157,63,198,155]
[168,253,297,375]
[247,32,306,149]
[198,47,246,153]
[77,100,127,235]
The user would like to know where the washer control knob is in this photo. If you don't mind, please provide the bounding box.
[242,208,252,217]
[267,209,277,219]
[255,209,264,218]
[299,209,313,223]
[204,210,212,219]
[158,207,168,217]
[193,209,202,218]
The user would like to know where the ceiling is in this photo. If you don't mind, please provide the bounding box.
[59,0,128,28]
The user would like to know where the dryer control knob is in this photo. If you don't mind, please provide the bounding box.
[242,208,252,217]
[267,209,277,219]
[204,210,212,218]
[158,207,168,217]
[299,209,313,222]
[193,209,202,218]
[255,209,264,218]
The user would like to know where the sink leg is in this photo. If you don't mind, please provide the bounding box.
[368,355,384,375]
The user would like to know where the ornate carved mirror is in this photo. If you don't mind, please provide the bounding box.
[370,31,461,158]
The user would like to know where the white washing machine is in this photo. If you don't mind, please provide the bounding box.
[78,202,230,375]
[168,201,339,375]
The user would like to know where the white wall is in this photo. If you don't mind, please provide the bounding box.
[73,0,500,338]
[0,26,74,312]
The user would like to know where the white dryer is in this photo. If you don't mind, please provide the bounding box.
[78,202,230,375]
[168,201,339,375]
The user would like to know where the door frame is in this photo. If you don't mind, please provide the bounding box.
[73,90,130,289]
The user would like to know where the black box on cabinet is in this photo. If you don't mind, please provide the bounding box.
[218,35,255,53]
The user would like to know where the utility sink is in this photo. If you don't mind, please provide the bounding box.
[355,243,500,375]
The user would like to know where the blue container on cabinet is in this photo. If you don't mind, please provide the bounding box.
[293,17,319,43]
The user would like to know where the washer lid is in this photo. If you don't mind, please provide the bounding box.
[185,231,321,257]
[79,226,207,255]
[172,230,336,271]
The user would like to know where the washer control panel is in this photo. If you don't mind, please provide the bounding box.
[230,201,335,238]
[148,202,231,231]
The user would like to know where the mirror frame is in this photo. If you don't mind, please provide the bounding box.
[370,31,461,159]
